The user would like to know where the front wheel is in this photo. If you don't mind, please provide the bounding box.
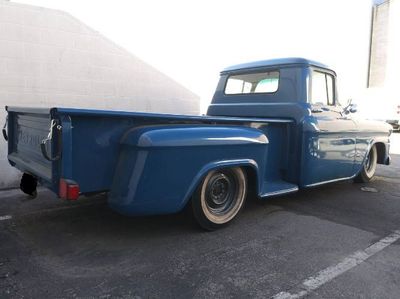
[191,167,247,231]
[354,145,378,183]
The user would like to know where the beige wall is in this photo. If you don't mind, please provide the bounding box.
[368,0,399,90]
[368,1,390,87]
[362,0,400,119]
[386,0,400,89]
[0,0,199,188]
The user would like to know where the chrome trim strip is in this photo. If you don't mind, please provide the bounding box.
[304,175,356,188]
[261,186,299,197]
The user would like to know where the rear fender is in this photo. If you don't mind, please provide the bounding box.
[108,124,268,216]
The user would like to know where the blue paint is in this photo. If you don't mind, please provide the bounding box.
[4,58,391,217]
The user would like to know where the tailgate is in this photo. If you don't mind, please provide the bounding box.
[6,107,58,184]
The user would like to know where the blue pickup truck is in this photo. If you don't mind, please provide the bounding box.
[3,58,391,230]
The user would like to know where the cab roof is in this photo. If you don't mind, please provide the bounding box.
[222,57,332,73]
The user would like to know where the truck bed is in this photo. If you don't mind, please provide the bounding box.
[6,106,295,197]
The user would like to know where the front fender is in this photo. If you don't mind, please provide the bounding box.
[108,125,268,216]
[354,135,391,176]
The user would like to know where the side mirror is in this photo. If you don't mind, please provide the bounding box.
[349,104,357,113]
[343,99,357,114]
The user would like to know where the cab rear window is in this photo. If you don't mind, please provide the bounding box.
[225,71,279,95]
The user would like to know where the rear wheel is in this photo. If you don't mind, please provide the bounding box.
[354,145,377,183]
[191,167,247,231]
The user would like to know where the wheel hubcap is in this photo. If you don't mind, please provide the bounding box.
[205,173,236,215]
[199,168,247,225]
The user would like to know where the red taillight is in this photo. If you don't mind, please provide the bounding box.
[59,179,80,200]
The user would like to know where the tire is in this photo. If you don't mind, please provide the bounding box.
[354,145,378,183]
[191,167,247,231]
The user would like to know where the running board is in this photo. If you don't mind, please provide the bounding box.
[260,180,298,197]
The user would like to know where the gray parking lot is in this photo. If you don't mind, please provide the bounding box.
[1,133,400,299]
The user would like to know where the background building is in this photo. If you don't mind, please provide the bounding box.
[369,0,399,89]
[359,0,400,120]
[0,0,199,188]
[12,0,375,111]
[368,0,390,88]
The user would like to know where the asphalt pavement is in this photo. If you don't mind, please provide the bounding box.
[0,133,399,298]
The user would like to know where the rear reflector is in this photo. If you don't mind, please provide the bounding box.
[59,179,80,200]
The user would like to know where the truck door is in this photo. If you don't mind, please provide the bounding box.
[301,69,357,186]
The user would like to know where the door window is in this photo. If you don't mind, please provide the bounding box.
[311,71,334,105]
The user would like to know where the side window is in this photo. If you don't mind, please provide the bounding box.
[311,71,335,105]
[326,74,334,105]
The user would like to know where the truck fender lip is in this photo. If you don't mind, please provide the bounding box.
[122,125,269,147]
[180,159,260,210]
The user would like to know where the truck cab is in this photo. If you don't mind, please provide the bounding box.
[208,58,360,130]
[208,58,390,187]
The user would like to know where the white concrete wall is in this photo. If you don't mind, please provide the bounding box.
[0,0,199,189]
[385,0,400,89]
[369,0,400,89]
[368,1,390,87]
[361,0,400,118]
